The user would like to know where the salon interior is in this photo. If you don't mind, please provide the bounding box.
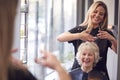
[13,0,120,80]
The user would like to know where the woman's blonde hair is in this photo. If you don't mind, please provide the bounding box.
[76,41,100,67]
[0,0,18,80]
[80,1,108,33]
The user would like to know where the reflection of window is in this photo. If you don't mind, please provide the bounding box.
[20,0,77,80]
[20,0,28,64]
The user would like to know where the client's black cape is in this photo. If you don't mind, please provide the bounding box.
[69,67,88,80]
[69,67,108,80]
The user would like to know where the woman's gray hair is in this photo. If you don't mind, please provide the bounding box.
[76,41,101,67]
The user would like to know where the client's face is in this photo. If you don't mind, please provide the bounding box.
[80,49,95,68]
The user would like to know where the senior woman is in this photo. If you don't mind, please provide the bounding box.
[69,41,108,80]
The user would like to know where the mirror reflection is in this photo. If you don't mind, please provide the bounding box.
[18,0,119,80]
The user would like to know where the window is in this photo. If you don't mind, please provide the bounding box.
[20,0,29,64]
[20,0,77,79]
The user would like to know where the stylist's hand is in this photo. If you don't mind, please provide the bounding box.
[79,31,97,42]
[35,50,61,70]
[97,30,115,41]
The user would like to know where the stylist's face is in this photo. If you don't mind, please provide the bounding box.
[91,6,105,26]
[80,49,95,68]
